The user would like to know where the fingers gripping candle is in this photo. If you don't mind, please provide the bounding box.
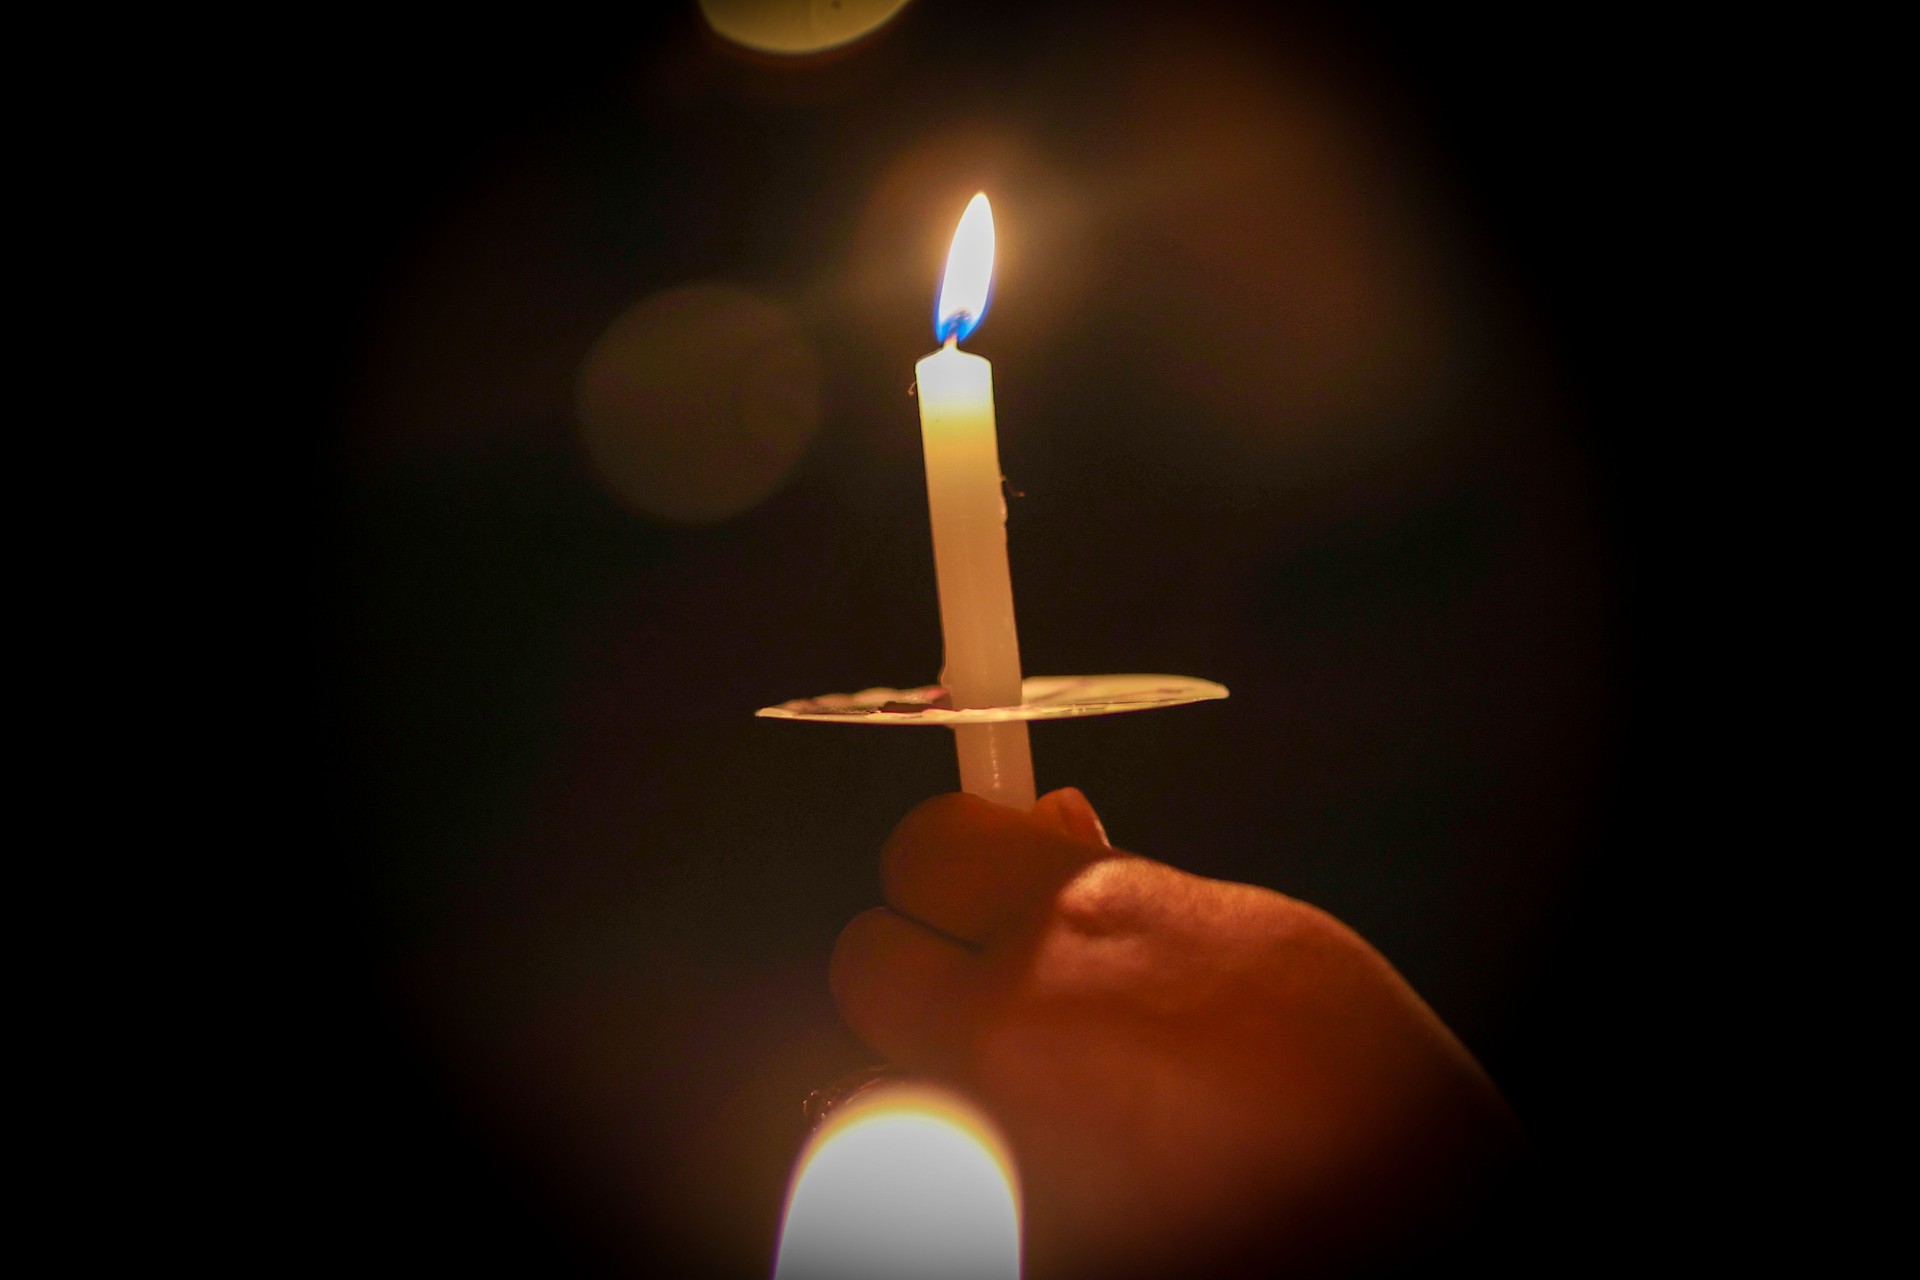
[917,194,1036,811]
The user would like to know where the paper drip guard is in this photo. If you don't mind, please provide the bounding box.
[757,673,1228,725]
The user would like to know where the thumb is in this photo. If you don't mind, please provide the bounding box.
[1031,786,1111,849]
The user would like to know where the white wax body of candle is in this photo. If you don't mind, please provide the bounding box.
[916,339,1035,811]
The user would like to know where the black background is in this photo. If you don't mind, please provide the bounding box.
[268,2,1723,1275]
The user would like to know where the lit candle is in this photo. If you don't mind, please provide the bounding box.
[774,1083,1021,1280]
[917,194,1035,811]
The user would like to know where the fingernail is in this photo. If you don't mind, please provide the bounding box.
[1051,786,1110,847]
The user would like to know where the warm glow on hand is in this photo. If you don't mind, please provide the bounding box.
[830,790,1529,1277]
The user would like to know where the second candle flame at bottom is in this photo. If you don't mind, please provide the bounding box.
[773,1083,1021,1280]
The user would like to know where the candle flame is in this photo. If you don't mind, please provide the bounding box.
[774,1082,1021,1279]
[935,193,995,344]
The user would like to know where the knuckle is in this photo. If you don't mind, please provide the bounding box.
[1052,855,1150,932]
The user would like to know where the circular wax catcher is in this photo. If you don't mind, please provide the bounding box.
[756,674,1228,725]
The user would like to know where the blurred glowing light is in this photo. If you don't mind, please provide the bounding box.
[575,284,821,524]
[935,193,994,344]
[699,0,912,55]
[774,1083,1020,1280]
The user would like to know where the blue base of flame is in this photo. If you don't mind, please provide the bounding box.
[935,308,980,345]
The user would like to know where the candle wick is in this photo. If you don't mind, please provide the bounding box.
[935,312,971,345]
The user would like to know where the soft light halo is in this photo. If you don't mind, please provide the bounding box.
[773,1082,1020,1279]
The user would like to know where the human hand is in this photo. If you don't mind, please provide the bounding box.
[830,790,1529,1279]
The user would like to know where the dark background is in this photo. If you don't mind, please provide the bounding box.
[277,2,1708,1274]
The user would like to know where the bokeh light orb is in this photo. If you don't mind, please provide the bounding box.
[575,283,821,524]
[775,1083,1020,1280]
[699,0,913,55]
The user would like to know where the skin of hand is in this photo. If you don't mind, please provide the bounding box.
[830,789,1530,1279]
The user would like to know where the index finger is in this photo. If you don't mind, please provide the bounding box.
[882,791,1114,947]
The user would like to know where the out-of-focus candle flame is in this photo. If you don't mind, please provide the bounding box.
[935,193,995,344]
[774,1083,1021,1280]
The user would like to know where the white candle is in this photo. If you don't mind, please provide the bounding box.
[917,194,1035,811]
